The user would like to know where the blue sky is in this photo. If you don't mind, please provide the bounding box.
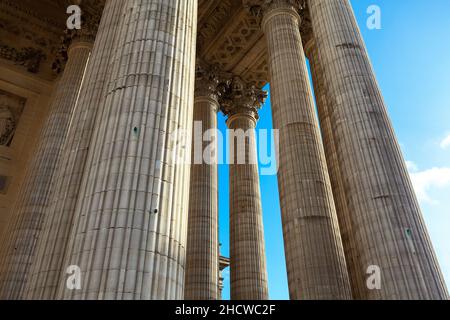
[217,0,450,300]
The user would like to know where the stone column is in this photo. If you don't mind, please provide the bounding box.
[307,0,449,299]
[184,62,220,300]
[57,0,198,300]
[249,0,352,299]
[304,37,366,298]
[25,0,123,300]
[0,31,94,299]
[221,77,269,300]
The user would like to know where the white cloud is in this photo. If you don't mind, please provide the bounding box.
[440,134,450,149]
[406,160,418,172]
[408,165,450,204]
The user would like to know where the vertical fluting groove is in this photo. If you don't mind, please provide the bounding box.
[0,40,92,299]
[261,3,352,300]
[56,0,197,300]
[305,39,366,298]
[308,0,449,299]
[184,95,220,300]
[25,0,124,300]
[228,115,269,300]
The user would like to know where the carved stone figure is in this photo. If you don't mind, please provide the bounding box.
[0,91,25,147]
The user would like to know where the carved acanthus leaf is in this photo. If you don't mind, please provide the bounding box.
[0,90,25,147]
[0,42,46,73]
[52,9,100,74]
[219,76,267,120]
[243,0,305,18]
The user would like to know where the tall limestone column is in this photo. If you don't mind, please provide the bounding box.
[0,25,95,299]
[221,77,269,300]
[307,0,449,299]
[57,0,198,300]
[25,0,124,300]
[304,36,366,298]
[246,0,352,299]
[184,62,220,300]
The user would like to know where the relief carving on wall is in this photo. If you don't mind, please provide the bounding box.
[0,43,46,73]
[0,1,63,77]
[0,89,26,147]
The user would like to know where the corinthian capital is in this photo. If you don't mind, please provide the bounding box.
[219,77,267,121]
[52,9,99,73]
[244,0,305,18]
[68,10,100,44]
[195,60,223,100]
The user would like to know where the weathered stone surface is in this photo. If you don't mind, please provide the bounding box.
[0,0,447,301]
[56,0,198,300]
[260,0,352,300]
[222,77,269,300]
[308,0,449,299]
[185,61,221,300]
[0,38,92,300]
[305,38,366,299]
[25,0,124,300]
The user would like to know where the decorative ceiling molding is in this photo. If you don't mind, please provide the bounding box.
[0,0,296,87]
[0,0,104,79]
[0,42,46,74]
[198,0,269,88]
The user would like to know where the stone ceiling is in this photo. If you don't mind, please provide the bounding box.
[0,0,66,79]
[198,0,269,88]
[1,0,275,87]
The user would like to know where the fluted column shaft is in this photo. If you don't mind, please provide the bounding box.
[307,0,449,299]
[305,39,365,298]
[58,0,197,300]
[184,75,220,300]
[228,112,269,300]
[0,39,92,299]
[260,1,351,299]
[25,0,124,300]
